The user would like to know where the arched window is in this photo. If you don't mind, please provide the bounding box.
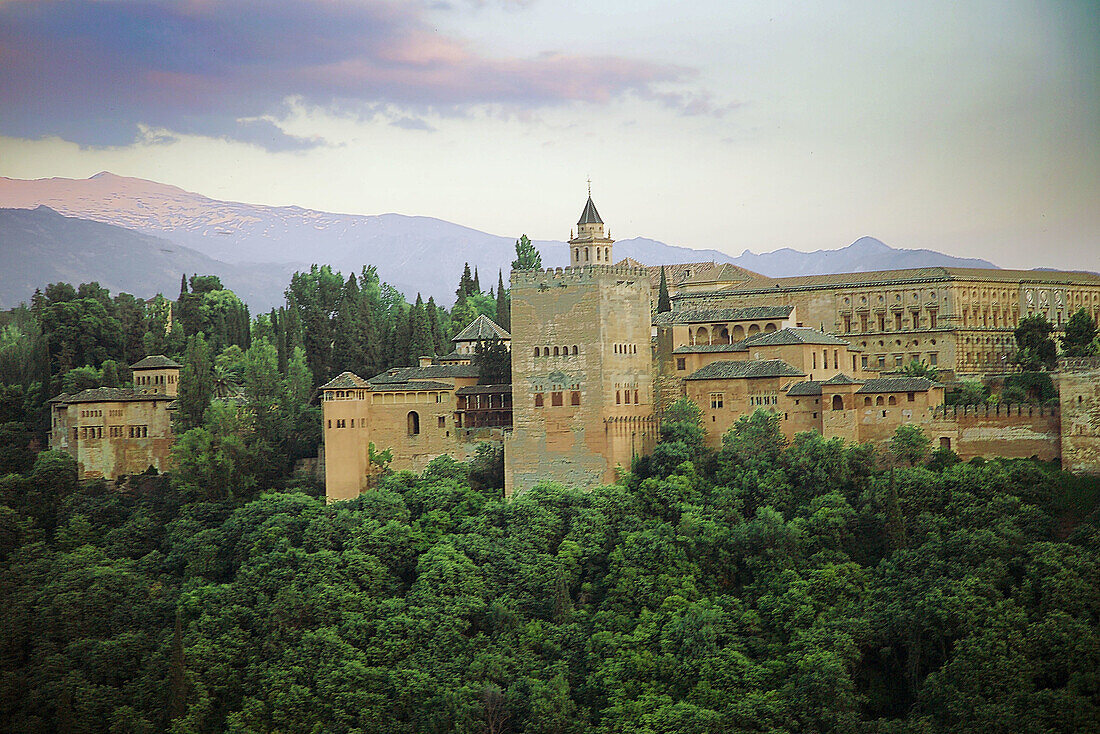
[572,345,578,355]
[561,345,568,356]
[596,247,601,261]
[605,247,610,261]
[574,248,579,261]
[585,248,590,261]
[864,397,872,406]
[553,346,560,356]
[764,323,777,333]
[888,395,897,405]
[748,324,760,335]
[407,411,420,435]
[695,326,709,345]
[832,395,844,411]
[534,347,540,357]
[543,347,550,357]
[875,396,884,406]
[732,325,745,340]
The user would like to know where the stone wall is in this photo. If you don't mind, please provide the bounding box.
[1058,365,1100,474]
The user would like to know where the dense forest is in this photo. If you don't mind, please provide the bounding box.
[1,400,1098,732]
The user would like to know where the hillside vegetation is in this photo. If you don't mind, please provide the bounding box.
[2,409,1098,733]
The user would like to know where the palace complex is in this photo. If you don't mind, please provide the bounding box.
[43,194,1100,492]
[320,194,1100,501]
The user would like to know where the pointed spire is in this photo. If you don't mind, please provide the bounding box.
[578,196,602,225]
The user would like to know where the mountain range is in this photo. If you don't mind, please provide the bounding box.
[0,172,999,310]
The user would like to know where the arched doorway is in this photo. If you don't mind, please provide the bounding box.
[407,411,420,435]
[832,395,844,411]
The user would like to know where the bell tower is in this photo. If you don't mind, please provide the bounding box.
[569,181,614,266]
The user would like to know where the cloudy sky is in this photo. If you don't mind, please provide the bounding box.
[1,0,1097,270]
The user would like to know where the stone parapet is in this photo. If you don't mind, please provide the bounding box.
[511,264,651,287]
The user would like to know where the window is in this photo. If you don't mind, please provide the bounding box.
[907,392,915,402]
[623,390,631,404]
[407,411,420,435]
[864,397,872,406]
[554,346,560,356]
[634,390,639,404]
[571,391,580,406]
[551,391,563,406]
[327,419,331,428]
[878,356,886,370]
[535,393,544,407]
[844,316,851,332]
[894,313,902,330]
[616,391,621,404]
[940,437,951,450]
[350,419,355,427]
[929,353,938,366]
[813,352,817,369]
[533,347,540,357]
[888,396,897,405]
[832,395,844,410]
[862,356,868,369]
[876,396,884,406]
[572,345,579,355]
[812,412,818,419]
[894,355,903,367]
[438,416,445,428]
[676,358,686,371]
[710,393,724,409]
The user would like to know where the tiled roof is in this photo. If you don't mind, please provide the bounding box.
[48,392,72,404]
[578,196,603,225]
[686,359,805,381]
[652,305,794,325]
[672,344,747,354]
[371,381,455,391]
[637,261,763,290]
[64,387,170,403]
[738,327,852,348]
[856,377,944,393]
[130,355,182,370]
[822,373,862,385]
[785,381,824,396]
[369,364,480,384]
[456,384,512,395]
[320,371,371,390]
[452,314,510,342]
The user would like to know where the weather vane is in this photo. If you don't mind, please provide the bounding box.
[587,176,591,197]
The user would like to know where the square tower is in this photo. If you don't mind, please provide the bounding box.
[505,196,657,496]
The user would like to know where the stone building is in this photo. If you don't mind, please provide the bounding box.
[505,196,658,496]
[320,323,512,501]
[48,355,181,480]
[665,266,1100,379]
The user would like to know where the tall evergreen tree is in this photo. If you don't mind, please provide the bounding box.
[474,337,511,385]
[1062,308,1098,357]
[332,275,364,373]
[426,297,446,356]
[472,267,481,294]
[408,294,434,362]
[495,270,510,332]
[511,234,542,270]
[657,266,671,313]
[179,273,188,297]
[177,334,213,430]
[392,305,412,367]
[450,290,479,338]
[457,263,475,299]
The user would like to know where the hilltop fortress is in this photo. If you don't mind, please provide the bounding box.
[317,195,1100,500]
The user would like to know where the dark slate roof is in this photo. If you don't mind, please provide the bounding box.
[456,384,512,395]
[822,373,862,385]
[130,355,182,370]
[452,314,511,342]
[686,359,805,381]
[738,327,852,348]
[48,392,72,404]
[856,377,944,393]
[652,305,794,325]
[319,371,371,390]
[65,387,170,404]
[578,196,603,225]
[785,381,824,396]
[369,364,480,384]
[672,344,747,354]
[371,381,455,391]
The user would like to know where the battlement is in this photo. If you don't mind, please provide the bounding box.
[511,264,651,287]
[932,403,1060,419]
[1058,356,1100,373]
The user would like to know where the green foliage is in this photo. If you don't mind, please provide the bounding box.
[177,334,213,431]
[1061,307,1098,357]
[657,266,671,313]
[1002,371,1058,404]
[511,234,542,271]
[902,359,938,381]
[494,271,510,332]
[1014,313,1058,371]
[947,378,990,406]
[889,424,931,466]
[474,337,511,385]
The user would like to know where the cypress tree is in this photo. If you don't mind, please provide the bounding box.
[179,274,188,298]
[409,294,434,363]
[177,333,213,430]
[332,275,364,373]
[657,266,671,313]
[360,290,382,377]
[495,270,510,332]
[274,308,288,375]
[392,305,412,367]
[473,267,481,294]
[426,297,446,355]
[456,263,474,299]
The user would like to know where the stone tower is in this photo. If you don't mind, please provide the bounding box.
[505,194,657,497]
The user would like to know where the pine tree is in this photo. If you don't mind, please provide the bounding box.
[177,333,213,430]
[511,234,542,270]
[426,297,446,355]
[272,308,288,375]
[657,266,671,313]
[332,275,364,372]
[473,267,481,294]
[495,270,510,332]
[392,305,412,367]
[457,263,474,299]
[408,294,434,362]
[179,273,188,298]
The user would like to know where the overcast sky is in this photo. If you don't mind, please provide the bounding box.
[1,0,1097,270]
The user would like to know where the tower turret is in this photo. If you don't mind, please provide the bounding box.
[569,186,614,267]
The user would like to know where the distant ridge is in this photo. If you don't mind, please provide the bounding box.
[0,173,1001,306]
